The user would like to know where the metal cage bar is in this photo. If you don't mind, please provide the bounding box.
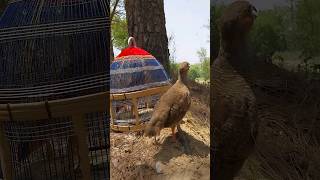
[0,0,110,179]
[110,85,170,132]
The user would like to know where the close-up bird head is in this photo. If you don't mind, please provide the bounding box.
[179,62,190,74]
[219,1,257,43]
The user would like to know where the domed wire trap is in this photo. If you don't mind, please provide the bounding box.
[110,41,171,132]
[0,0,109,179]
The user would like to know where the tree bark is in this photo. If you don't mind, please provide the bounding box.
[110,0,120,62]
[110,40,114,62]
[124,0,170,72]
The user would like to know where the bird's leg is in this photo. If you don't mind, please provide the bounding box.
[154,135,158,144]
[153,127,161,145]
[171,126,177,142]
[177,124,182,132]
[176,124,182,140]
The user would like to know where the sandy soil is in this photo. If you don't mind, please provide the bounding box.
[110,96,210,180]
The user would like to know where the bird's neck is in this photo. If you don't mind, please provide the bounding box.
[218,36,254,78]
[178,72,188,85]
[219,33,248,60]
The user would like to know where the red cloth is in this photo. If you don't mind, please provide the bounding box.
[116,47,151,59]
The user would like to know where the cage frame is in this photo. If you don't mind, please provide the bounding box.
[110,85,170,132]
[0,0,110,178]
[0,91,108,180]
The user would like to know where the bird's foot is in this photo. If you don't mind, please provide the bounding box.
[177,125,182,132]
[153,141,161,146]
[171,126,178,142]
[153,137,160,145]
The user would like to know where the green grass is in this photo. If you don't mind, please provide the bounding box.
[273,51,320,72]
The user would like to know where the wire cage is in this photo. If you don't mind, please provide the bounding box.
[0,0,109,179]
[110,39,171,132]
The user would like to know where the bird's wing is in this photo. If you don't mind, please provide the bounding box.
[165,89,191,126]
[148,90,174,128]
[213,95,258,158]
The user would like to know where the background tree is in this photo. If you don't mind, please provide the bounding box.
[295,0,320,59]
[112,14,128,50]
[111,0,127,61]
[213,0,320,74]
[186,48,210,83]
[125,0,170,72]
[249,9,287,62]
[188,64,201,81]
[197,48,210,81]
[167,34,179,79]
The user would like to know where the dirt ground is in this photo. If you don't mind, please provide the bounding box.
[110,94,210,180]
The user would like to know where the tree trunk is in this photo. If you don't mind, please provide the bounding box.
[110,0,120,62]
[124,0,170,72]
[110,40,114,62]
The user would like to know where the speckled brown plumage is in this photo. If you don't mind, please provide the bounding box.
[212,1,320,180]
[144,62,191,142]
[212,1,258,179]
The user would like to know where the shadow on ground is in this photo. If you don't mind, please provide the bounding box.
[154,129,209,163]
